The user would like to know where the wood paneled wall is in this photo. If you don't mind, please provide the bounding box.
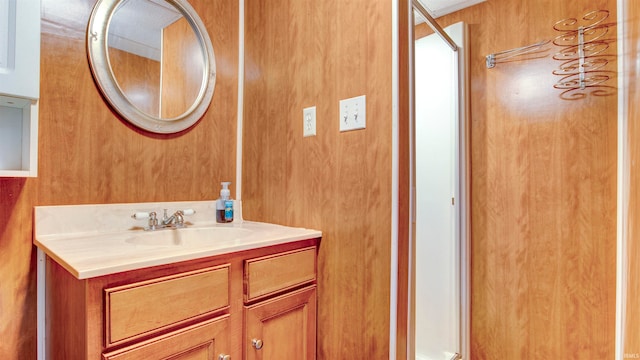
[625,0,640,354]
[109,49,161,117]
[0,0,238,357]
[0,0,626,358]
[422,0,618,358]
[242,0,393,359]
[161,17,202,119]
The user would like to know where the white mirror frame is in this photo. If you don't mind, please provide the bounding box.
[87,0,216,134]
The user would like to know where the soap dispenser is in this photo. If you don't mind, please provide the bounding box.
[216,182,234,223]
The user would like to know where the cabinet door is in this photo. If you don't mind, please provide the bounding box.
[103,316,231,360]
[245,286,316,360]
[0,0,40,99]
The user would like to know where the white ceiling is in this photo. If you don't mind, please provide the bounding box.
[107,0,486,61]
[108,0,182,61]
[418,0,486,18]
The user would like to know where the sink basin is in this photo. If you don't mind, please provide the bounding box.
[125,226,253,247]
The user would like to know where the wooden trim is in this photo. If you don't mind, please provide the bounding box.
[396,0,412,359]
[624,0,640,354]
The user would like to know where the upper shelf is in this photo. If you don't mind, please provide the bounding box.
[0,0,41,178]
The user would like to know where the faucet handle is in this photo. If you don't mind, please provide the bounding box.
[132,212,151,220]
[132,211,158,230]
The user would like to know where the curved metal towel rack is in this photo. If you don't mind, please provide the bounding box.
[484,9,616,100]
[551,9,616,100]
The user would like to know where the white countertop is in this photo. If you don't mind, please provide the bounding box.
[34,201,321,279]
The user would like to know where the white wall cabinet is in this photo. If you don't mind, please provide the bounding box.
[0,0,40,177]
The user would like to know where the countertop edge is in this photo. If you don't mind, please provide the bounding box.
[35,228,322,280]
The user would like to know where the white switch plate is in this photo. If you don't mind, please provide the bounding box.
[303,106,316,137]
[339,95,366,132]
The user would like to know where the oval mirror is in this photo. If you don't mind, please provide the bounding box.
[87,0,216,134]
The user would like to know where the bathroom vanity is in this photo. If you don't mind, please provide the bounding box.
[34,201,321,360]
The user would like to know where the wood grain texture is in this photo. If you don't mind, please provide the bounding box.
[105,266,229,345]
[102,316,230,360]
[244,286,317,360]
[109,48,161,117]
[37,0,238,206]
[161,17,203,119]
[624,0,640,354]
[418,0,618,358]
[244,247,316,302]
[243,0,393,358]
[396,1,411,359]
[46,256,89,360]
[0,0,237,358]
[46,237,317,359]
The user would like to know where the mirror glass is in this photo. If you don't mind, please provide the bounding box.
[87,0,216,134]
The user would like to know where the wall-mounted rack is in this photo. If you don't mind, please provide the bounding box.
[484,9,616,100]
[552,10,616,100]
[485,40,550,69]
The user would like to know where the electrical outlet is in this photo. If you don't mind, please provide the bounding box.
[303,106,316,137]
[339,95,366,132]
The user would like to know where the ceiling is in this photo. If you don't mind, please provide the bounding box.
[107,0,487,61]
[108,0,182,61]
[418,0,486,18]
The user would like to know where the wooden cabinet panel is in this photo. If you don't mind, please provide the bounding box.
[244,247,316,302]
[102,315,230,360]
[105,265,229,345]
[46,239,318,359]
[245,286,316,360]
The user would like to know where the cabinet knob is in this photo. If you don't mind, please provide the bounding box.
[218,354,231,360]
[252,338,264,350]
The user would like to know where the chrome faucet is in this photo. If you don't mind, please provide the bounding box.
[132,209,195,231]
[161,209,185,228]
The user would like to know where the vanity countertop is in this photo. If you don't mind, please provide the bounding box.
[34,201,321,279]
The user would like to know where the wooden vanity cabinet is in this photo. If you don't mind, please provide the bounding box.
[45,238,318,360]
[102,316,231,360]
[243,247,318,360]
[244,287,317,360]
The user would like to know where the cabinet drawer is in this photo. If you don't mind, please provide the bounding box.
[105,265,229,346]
[244,247,316,302]
[103,315,230,360]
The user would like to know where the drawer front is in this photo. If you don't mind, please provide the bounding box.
[244,247,316,302]
[105,265,229,345]
[103,315,230,360]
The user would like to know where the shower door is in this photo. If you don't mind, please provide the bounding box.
[411,20,468,360]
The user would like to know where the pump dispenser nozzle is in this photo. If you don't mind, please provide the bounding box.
[217,182,234,223]
[220,182,231,199]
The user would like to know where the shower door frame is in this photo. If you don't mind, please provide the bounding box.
[395,2,471,358]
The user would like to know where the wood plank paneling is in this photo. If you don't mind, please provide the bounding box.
[109,48,161,117]
[625,0,640,354]
[0,0,628,358]
[161,17,202,119]
[396,1,412,359]
[418,0,618,358]
[0,0,238,357]
[243,0,393,358]
[0,179,37,358]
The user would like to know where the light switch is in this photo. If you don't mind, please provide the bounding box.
[303,106,316,137]
[339,95,366,132]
